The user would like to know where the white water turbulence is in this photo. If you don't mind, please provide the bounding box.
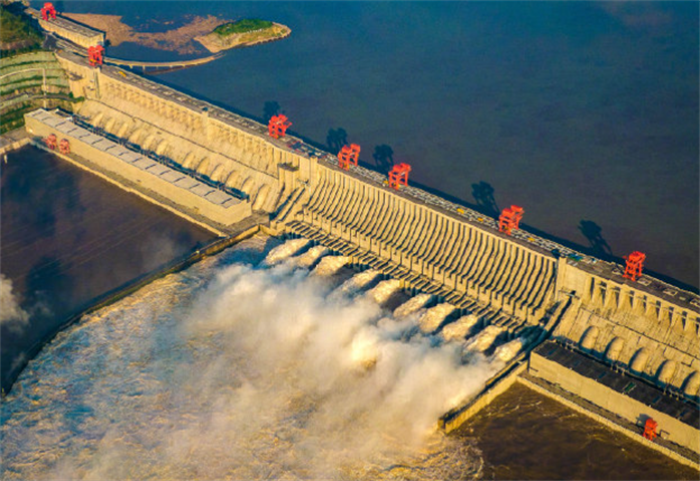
[262,237,310,265]
[394,293,433,318]
[0,274,29,331]
[493,337,527,363]
[418,303,456,334]
[335,268,381,297]
[365,279,402,305]
[441,314,480,342]
[291,244,329,268]
[311,255,350,277]
[1,235,501,480]
[464,325,505,353]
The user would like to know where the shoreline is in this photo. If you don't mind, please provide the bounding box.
[194,22,291,53]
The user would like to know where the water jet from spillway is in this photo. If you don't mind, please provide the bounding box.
[263,238,310,265]
[311,255,350,277]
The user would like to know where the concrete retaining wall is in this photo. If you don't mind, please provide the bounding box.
[529,351,699,454]
[25,110,251,228]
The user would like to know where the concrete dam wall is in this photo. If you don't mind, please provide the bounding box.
[45,51,699,415]
[52,50,700,395]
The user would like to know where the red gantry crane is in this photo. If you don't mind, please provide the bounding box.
[268,114,291,139]
[388,163,411,190]
[41,2,56,21]
[59,138,70,155]
[642,418,658,441]
[88,45,105,67]
[45,133,57,150]
[498,205,524,235]
[623,251,646,282]
[338,144,360,170]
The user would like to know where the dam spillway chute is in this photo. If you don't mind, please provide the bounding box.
[418,303,457,334]
[365,279,402,305]
[492,337,527,363]
[682,371,700,398]
[335,269,381,297]
[292,245,329,269]
[656,359,678,386]
[394,293,434,319]
[630,347,650,374]
[440,314,480,342]
[579,326,599,351]
[263,238,311,265]
[310,255,350,277]
[463,325,504,354]
[252,184,271,211]
[224,169,240,188]
[604,337,625,362]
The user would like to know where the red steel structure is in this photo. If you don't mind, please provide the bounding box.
[88,45,105,67]
[498,205,524,235]
[623,251,646,282]
[643,418,658,441]
[59,138,70,154]
[45,134,57,150]
[41,2,56,21]
[268,114,291,139]
[388,163,411,190]
[338,144,360,170]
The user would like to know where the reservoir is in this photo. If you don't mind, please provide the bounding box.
[0,145,214,392]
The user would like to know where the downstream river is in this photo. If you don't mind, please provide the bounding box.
[0,146,214,391]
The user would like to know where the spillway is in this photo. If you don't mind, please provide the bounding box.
[441,314,480,342]
[311,255,350,277]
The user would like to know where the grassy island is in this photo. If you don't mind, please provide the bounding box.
[195,18,290,53]
[214,18,273,36]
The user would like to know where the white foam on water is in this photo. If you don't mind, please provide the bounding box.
[418,303,456,334]
[393,293,433,319]
[263,237,310,265]
[335,269,381,297]
[441,314,480,342]
[1,238,496,480]
[292,245,329,268]
[365,279,402,305]
[311,255,350,277]
[464,325,504,353]
[492,337,527,363]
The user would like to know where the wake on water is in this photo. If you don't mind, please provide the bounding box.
[1,236,511,480]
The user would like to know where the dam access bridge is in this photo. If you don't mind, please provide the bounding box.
[22,41,700,466]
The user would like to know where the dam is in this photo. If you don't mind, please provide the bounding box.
[14,27,700,468]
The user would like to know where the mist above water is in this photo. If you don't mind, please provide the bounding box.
[1,237,498,480]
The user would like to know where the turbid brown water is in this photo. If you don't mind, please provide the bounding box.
[455,382,700,480]
[0,145,214,392]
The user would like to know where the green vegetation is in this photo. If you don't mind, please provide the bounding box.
[0,7,42,54]
[214,18,273,37]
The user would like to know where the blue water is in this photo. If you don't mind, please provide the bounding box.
[56,1,699,288]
